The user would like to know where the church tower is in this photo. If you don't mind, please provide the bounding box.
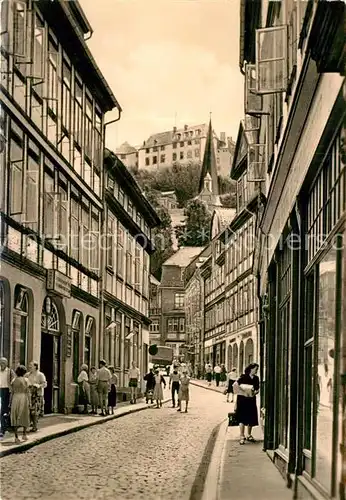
[197,118,221,208]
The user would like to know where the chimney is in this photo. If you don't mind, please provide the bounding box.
[220,132,226,143]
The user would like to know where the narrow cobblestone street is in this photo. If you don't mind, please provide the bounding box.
[1,384,229,500]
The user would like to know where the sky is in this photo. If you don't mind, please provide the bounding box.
[80,0,244,151]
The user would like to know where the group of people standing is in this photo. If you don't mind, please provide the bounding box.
[143,363,190,412]
[0,358,47,444]
[205,362,228,387]
[77,360,140,416]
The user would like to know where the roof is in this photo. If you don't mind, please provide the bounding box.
[150,275,161,286]
[163,247,205,267]
[199,119,219,196]
[213,208,236,231]
[144,131,173,148]
[116,142,137,154]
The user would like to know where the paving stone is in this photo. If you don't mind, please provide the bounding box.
[1,385,229,500]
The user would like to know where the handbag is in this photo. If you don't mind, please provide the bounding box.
[228,411,238,426]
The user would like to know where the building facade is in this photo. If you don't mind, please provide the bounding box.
[115,142,138,171]
[159,247,204,357]
[149,274,161,346]
[239,1,345,498]
[102,151,161,390]
[0,0,121,413]
[136,123,234,177]
[184,246,211,376]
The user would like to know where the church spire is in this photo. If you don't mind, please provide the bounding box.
[198,118,219,197]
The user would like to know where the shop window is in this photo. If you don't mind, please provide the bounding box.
[85,316,94,368]
[72,310,81,382]
[12,286,28,367]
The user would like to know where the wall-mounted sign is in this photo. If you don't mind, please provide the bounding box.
[46,270,72,298]
[66,326,72,357]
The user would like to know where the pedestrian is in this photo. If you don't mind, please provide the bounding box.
[235,363,260,445]
[128,361,140,404]
[169,367,180,408]
[214,363,221,387]
[97,360,111,416]
[220,364,227,386]
[108,366,118,414]
[89,367,99,414]
[25,361,47,422]
[205,363,212,386]
[153,369,166,408]
[10,365,30,444]
[226,368,238,403]
[178,371,190,413]
[77,364,90,414]
[0,357,15,437]
[143,368,155,404]
[28,384,40,433]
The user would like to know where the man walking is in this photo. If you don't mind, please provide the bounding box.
[214,363,221,387]
[205,363,212,386]
[0,358,15,437]
[97,360,111,416]
[169,367,180,408]
[128,361,140,404]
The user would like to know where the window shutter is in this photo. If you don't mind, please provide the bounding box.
[13,1,28,58]
[244,64,263,115]
[247,144,267,182]
[256,25,288,94]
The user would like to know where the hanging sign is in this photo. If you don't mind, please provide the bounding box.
[46,270,72,298]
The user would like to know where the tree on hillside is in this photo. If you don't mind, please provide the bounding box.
[132,162,201,207]
[145,190,175,280]
[178,199,212,247]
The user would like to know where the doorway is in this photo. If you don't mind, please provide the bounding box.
[41,298,61,414]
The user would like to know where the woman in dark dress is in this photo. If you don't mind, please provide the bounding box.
[235,363,259,445]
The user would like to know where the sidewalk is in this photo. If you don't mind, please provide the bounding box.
[193,380,293,500]
[190,378,227,395]
[0,398,170,458]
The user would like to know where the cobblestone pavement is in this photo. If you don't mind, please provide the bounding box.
[1,384,229,500]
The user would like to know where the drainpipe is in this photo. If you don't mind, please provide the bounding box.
[99,108,122,364]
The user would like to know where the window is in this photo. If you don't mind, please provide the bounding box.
[244,64,263,115]
[167,318,179,332]
[153,146,158,152]
[12,287,28,367]
[187,150,192,159]
[160,155,165,163]
[195,149,200,157]
[145,148,150,154]
[124,317,130,369]
[153,156,157,165]
[84,316,93,368]
[70,197,79,261]
[47,37,58,116]
[179,318,185,332]
[135,244,141,289]
[126,234,133,285]
[90,210,100,272]
[143,252,149,297]
[127,199,133,217]
[180,141,184,147]
[188,140,192,145]
[74,76,83,146]
[161,146,165,151]
[115,314,121,367]
[61,59,71,133]
[9,137,24,216]
[118,188,124,206]
[13,1,27,59]
[85,95,93,159]
[174,293,184,309]
[173,142,177,149]
[180,151,184,160]
[256,25,288,94]
[173,153,177,161]
[117,223,124,276]
[247,144,266,182]
[94,110,102,168]
[145,157,150,166]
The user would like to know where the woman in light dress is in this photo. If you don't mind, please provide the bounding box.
[89,367,99,414]
[77,364,90,414]
[10,365,30,444]
[153,369,166,408]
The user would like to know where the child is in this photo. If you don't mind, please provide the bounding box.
[10,365,30,444]
[178,371,190,413]
[108,366,118,414]
[226,368,238,403]
[153,369,166,408]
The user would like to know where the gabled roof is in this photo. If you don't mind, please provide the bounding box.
[198,119,219,196]
[143,131,174,148]
[230,121,248,180]
[163,247,205,267]
[211,208,236,236]
[116,142,137,154]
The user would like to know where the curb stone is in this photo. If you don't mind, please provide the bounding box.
[200,419,228,500]
[0,398,171,458]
